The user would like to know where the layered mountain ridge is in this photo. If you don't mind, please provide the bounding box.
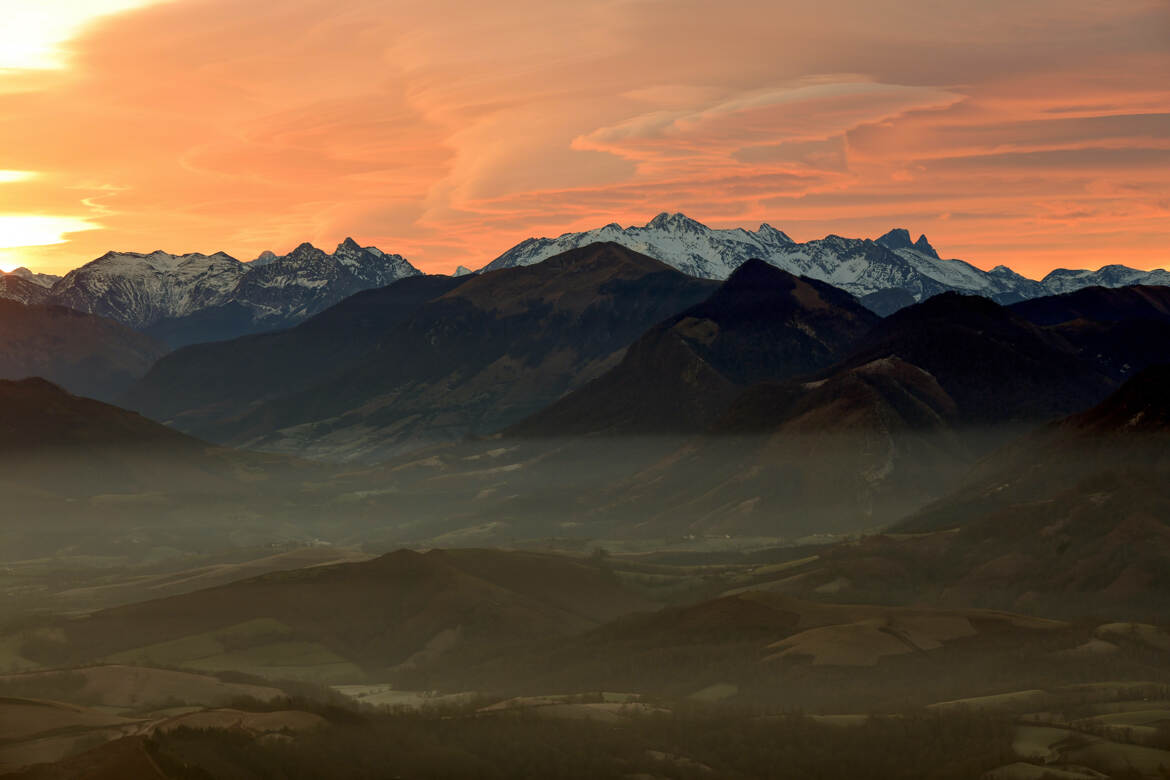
[4,214,1166,346]
[126,242,719,461]
[18,238,420,347]
[0,300,164,401]
[482,213,1168,313]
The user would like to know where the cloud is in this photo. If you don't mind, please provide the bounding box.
[0,0,1165,277]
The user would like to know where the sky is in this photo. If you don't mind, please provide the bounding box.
[0,0,1167,277]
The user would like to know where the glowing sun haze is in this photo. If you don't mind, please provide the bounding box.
[0,0,1167,276]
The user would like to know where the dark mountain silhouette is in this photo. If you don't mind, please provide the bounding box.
[0,377,247,497]
[903,364,1170,533]
[0,378,333,561]
[839,292,1115,425]
[583,355,969,538]
[0,301,164,401]
[1010,283,1170,326]
[127,243,718,461]
[530,292,1121,538]
[1011,285,1170,382]
[511,259,879,435]
[122,274,468,431]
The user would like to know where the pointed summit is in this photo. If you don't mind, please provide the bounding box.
[757,223,793,243]
[647,212,702,231]
[913,234,939,259]
[453,265,473,277]
[876,228,914,250]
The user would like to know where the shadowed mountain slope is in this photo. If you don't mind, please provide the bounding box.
[584,355,969,538]
[0,301,164,401]
[903,364,1170,533]
[0,378,275,498]
[763,368,1170,617]
[1010,284,1170,327]
[122,274,468,429]
[839,292,1115,425]
[1011,285,1170,383]
[128,243,718,461]
[0,378,343,562]
[511,259,879,436]
[546,293,1121,538]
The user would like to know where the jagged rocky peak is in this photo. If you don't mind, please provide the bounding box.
[647,211,703,231]
[876,228,914,250]
[876,228,938,258]
[913,234,939,259]
[4,267,61,287]
[453,265,473,277]
[757,223,794,243]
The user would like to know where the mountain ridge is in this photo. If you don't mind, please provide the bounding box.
[32,238,421,348]
[480,212,1169,314]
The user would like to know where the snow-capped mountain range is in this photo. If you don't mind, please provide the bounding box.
[482,213,1169,313]
[8,238,419,344]
[3,214,1169,344]
[0,267,61,306]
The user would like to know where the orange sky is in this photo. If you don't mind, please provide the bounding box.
[0,0,1168,277]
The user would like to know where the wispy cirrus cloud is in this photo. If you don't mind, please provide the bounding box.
[0,0,1166,276]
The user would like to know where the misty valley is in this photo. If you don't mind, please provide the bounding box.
[3,227,1170,779]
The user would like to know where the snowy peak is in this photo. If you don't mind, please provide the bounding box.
[44,239,421,337]
[0,273,53,305]
[47,250,248,328]
[6,267,61,288]
[757,223,794,244]
[647,211,704,231]
[481,212,804,280]
[1040,265,1170,295]
[483,213,1170,314]
[875,229,937,259]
